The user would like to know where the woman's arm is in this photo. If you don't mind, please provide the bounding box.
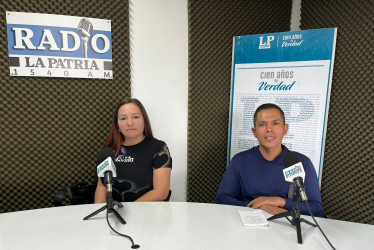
[94,177,107,203]
[136,168,171,201]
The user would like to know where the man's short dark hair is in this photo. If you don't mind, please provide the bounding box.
[253,103,285,126]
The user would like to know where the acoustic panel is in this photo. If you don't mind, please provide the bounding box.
[300,0,374,224]
[187,0,293,203]
[0,0,130,213]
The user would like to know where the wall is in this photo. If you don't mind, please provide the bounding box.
[0,0,131,212]
[129,0,189,201]
[300,0,374,224]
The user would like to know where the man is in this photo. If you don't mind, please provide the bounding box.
[216,103,323,217]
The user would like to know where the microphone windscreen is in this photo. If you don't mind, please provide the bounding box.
[96,147,115,166]
[283,151,301,168]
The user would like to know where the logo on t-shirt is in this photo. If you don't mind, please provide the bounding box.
[115,156,134,163]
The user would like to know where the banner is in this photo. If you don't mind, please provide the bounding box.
[6,11,112,79]
[228,28,337,183]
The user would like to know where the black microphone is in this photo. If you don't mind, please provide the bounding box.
[283,151,308,202]
[87,149,139,249]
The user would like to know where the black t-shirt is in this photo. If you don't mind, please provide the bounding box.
[109,138,172,202]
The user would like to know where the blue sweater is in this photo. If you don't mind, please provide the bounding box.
[216,146,323,217]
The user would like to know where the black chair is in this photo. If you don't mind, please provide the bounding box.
[53,182,96,206]
[164,190,172,201]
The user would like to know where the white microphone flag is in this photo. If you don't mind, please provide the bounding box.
[97,157,117,177]
[283,162,305,183]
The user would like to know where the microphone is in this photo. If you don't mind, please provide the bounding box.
[282,151,308,202]
[96,148,117,193]
[77,18,93,58]
[87,149,139,248]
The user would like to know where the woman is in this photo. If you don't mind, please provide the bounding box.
[94,98,172,203]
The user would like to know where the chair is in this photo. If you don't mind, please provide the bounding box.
[54,183,172,206]
[53,182,96,206]
[164,190,172,201]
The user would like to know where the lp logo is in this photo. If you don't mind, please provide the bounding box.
[259,36,275,49]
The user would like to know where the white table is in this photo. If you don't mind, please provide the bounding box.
[0,202,373,250]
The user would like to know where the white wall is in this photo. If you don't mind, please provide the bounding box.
[290,0,301,31]
[129,0,188,201]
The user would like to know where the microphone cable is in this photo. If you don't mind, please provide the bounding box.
[304,201,336,250]
[106,208,140,249]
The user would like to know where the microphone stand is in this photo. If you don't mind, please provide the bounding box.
[267,188,316,244]
[83,192,126,224]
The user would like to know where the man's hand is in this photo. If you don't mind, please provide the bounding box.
[247,196,286,209]
[257,204,287,215]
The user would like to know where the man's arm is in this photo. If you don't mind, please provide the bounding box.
[246,155,323,217]
[257,204,287,215]
[248,196,285,208]
[216,160,248,207]
[247,196,287,215]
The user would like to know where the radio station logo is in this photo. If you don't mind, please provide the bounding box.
[6,12,112,79]
[284,164,303,179]
[283,163,305,183]
[97,159,110,174]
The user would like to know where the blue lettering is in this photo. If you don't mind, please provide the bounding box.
[258,81,295,91]
[258,81,266,90]
[97,161,108,174]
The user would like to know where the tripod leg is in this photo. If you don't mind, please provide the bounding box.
[111,209,127,224]
[83,205,107,220]
[300,218,317,227]
[113,200,124,208]
[295,217,302,244]
[268,211,293,221]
